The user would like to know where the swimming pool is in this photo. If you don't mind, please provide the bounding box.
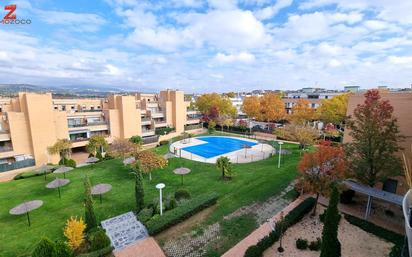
[181,136,257,158]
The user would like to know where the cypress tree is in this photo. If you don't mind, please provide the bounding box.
[320,186,341,257]
[133,162,145,213]
[84,176,97,232]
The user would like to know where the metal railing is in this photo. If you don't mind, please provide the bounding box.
[68,121,107,128]
[184,124,203,131]
[0,158,35,173]
[0,146,13,152]
[142,135,159,145]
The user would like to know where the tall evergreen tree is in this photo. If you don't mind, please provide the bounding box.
[84,176,97,232]
[320,186,341,257]
[132,162,145,213]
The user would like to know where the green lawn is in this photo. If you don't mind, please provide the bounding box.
[0,137,300,257]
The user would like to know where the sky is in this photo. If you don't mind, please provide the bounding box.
[0,0,411,93]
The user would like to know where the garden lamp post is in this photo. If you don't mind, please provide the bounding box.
[278,141,284,168]
[156,183,165,216]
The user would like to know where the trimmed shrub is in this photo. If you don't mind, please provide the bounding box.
[146,193,218,235]
[165,195,177,211]
[138,208,154,223]
[88,228,111,251]
[244,197,316,257]
[55,241,73,257]
[320,186,341,257]
[32,237,56,257]
[344,214,404,257]
[14,171,49,180]
[296,238,308,250]
[159,140,169,146]
[309,238,322,251]
[156,127,175,135]
[77,246,113,257]
[104,153,114,160]
[60,158,77,168]
[175,189,191,201]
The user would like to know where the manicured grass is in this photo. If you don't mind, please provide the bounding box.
[0,137,300,257]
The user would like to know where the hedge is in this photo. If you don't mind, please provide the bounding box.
[244,197,316,257]
[146,193,219,235]
[344,214,407,257]
[77,246,114,257]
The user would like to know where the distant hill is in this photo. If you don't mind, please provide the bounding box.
[0,84,129,97]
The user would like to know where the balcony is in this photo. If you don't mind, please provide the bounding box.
[151,112,164,118]
[0,158,35,173]
[0,131,11,141]
[187,109,200,115]
[141,117,152,125]
[142,129,155,137]
[154,120,168,128]
[147,102,159,108]
[0,146,13,153]
[186,117,201,124]
[68,121,109,132]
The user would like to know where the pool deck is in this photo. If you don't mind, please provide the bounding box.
[170,136,275,164]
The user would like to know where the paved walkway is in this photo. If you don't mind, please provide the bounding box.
[221,197,304,257]
[101,212,148,250]
[114,237,166,257]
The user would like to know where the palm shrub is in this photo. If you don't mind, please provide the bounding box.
[132,162,145,213]
[216,156,233,180]
[84,177,97,232]
[32,237,56,257]
[320,186,341,257]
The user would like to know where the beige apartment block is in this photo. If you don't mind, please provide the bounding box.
[0,90,202,179]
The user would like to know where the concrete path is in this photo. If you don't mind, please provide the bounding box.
[114,237,166,257]
[101,212,148,250]
[221,198,304,257]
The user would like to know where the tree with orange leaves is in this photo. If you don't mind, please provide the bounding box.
[289,99,315,124]
[241,96,260,119]
[257,93,286,122]
[298,141,346,215]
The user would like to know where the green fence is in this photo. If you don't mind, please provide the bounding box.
[0,159,35,173]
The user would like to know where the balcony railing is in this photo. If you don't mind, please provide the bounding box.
[142,135,159,145]
[75,109,102,113]
[0,146,13,152]
[70,137,89,142]
[0,158,35,173]
[141,117,151,122]
[184,123,203,131]
[68,121,107,128]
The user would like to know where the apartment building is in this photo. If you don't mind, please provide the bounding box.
[0,90,202,177]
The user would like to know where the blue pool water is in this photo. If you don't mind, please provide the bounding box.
[181,136,257,158]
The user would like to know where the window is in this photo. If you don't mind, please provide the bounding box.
[54,106,58,110]
[62,105,66,111]
[325,96,329,99]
